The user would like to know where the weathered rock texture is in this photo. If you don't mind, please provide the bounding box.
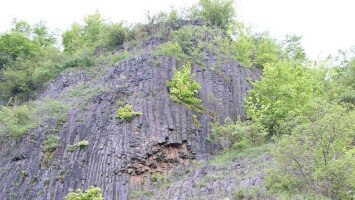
[0,24,261,200]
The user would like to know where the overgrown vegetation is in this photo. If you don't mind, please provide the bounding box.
[0,0,354,199]
[65,187,103,200]
[67,140,90,152]
[116,104,142,121]
[266,102,355,199]
[150,173,171,190]
[0,105,35,139]
[0,99,67,140]
[167,63,202,111]
[42,134,60,153]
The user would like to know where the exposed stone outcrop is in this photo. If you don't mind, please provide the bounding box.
[0,23,261,200]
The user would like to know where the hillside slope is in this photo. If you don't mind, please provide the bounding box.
[0,22,261,200]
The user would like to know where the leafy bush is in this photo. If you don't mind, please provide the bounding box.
[66,140,90,152]
[245,60,324,134]
[328,53,355,105]
[0,105,35,139]
[155,25,227,64]
[267,103,355,199]
[116,104,142,121]
[210,119,267,150]
[65,187,103,200]
[155,42,185,60]
[192,0,236,32]
[0,99,67,140]
[167,64,202,108]
[42,134,60,153]
[62,12,106,54]
[229,28,280,68]
[0,32,38,61]
[0,21,61,101]
[61,51,96,69]
[146,7,182,25]
[280,35,307,62]
[63,11,128,54]
[76,140,89,148]
[100,23,127,49]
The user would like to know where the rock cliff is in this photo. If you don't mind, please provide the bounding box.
[0,21,261,200]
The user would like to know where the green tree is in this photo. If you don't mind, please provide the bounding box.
[62,11,107,54]
[62,23,84,54]
[100,23,126,49]
[245,60,324,134]
[267,102,355,199]
[194,0,236,32]
[327,49,355,105]
[0,32,38,61]
[280,35,306,62]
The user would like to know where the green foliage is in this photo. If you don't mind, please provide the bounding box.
[110,51,131,64]
[150,9,181,24]
[0,20,61,101]
[0,105,35,139]
[210,119,267,150]
[76,140,89,148]
[0,32,37,61]
[65,187,103,200]
[234,187,272,200]
[116,104,142,121]
[280,35,307,62]
[327,52,355,105]
[155,25,227,65]
[0,99,67,140]
[63,11,127,54]
[66,140,89,152]
[245,60,324,134]
[0,57,61,100]
[100,23,127,49]
[62,23,84,54]
[209,144,270,166]
[155,41,185,59]
[193,0,236,32]
[150,173,171,190]
[229,28,280,68]
[61,50,96,69]
[130,190,154,199]
[42,134,60,153]
[0,20,56,66]
[267,102,355,199]
[167,64,202,109]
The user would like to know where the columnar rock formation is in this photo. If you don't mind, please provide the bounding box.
[0,23,261,200]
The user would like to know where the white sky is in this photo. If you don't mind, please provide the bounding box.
[1,0,355,59]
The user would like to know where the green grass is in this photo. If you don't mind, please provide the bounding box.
[209,143,271,166]
[0,98,67,140]
[66,83,110,107]
[130,190,154,199]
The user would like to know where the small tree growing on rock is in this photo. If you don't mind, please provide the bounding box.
[116,104,142,121]
[65,187,103,200]
[167,63,202,110]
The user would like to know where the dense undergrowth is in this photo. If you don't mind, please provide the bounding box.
[0,0,354,199]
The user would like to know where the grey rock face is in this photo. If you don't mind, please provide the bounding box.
[0,53,260,199]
